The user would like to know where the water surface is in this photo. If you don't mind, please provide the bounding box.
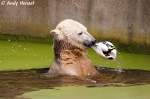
[0,67,150,98]
[0,39,150,99]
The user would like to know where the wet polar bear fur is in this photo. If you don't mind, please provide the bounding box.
[48,19,98,78]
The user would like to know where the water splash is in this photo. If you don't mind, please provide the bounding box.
[7,39,11,42]
[114,52,124,73]
[23,48,26,51]
[114,59,124,73]
[18,45,22,48]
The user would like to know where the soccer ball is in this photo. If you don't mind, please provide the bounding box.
[92,41,117,60]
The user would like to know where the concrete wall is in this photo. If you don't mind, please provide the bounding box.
[0,0,150,45]
[0,0,48,37]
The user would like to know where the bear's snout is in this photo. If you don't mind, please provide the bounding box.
[91,40,96,45]
[84,39,96,47]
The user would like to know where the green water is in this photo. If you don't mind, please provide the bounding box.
[0,40,53,70]
[0,39,150,99]
[21,85,150,99]
[0,39,150,71]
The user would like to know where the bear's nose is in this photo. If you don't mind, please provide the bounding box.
[84,39,96,47]
[91,40,96,45]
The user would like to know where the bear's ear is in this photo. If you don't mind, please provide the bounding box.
[50,29,64,39]
[50,29,59,36]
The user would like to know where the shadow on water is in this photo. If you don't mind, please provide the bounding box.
[0,67,150,98]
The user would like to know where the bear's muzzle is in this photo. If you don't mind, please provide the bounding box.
[83,39,96,47]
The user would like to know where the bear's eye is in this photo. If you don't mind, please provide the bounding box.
[78,32,83,35]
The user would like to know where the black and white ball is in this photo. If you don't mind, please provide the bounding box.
[92,41,117,60]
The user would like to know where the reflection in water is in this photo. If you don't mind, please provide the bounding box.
[0,67,150,98]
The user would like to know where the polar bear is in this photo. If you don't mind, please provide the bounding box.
[48,19,98,78]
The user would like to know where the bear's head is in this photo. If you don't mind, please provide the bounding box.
[50,19,96,49]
